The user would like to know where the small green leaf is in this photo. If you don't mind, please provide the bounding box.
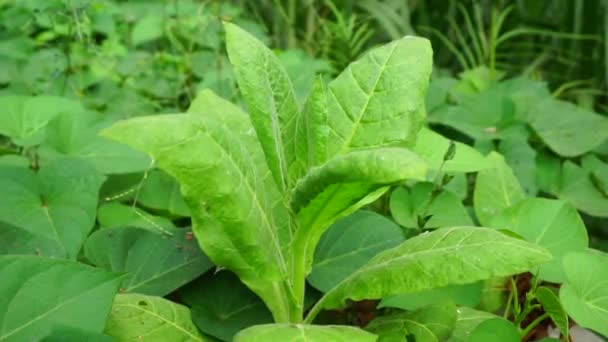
[536,287,569,341]
[527,98,608,157]
[310,227,551,314]
[0,255,121,341]
[413,127,490,173]
[137,170,191,217]
[224,22,299,192]
[104,294,210,341]
[560,250,608,337]
[85,226,213,296]
[0,159,105,259]
[366,302,457,342]
[491,198,588,283]
[446,307,497,342]
[131,15,164,46]
[180,271,273,341]
[557,161,608,217]
[474,152,525,226]
[309,210,405,292]
[234,324,377,342]
[467,318,520,342]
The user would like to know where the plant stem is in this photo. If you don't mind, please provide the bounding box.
[520,312,549,338]
[290,235,307,322]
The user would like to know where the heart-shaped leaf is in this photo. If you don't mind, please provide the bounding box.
[491,198,588,282]
[0,158,105,258]
[180,271,273,341]
[559,250,608,337]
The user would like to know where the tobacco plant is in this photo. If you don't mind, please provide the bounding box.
[101,22,551,339]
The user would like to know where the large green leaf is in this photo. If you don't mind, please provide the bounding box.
[474,152,525,226]
[366,303,456,341]
[559,250,608,337]
[290,148,427,289]
[0,255,122,341]
[307,227,550,317]
[224,22,299,192]
[446,307,496,342]
[180,271,274,341]
[308,210,405,293]
[527,98,608,157]
[84,226,213,296]
[39,110,151,174]
[101,92,293,321]
[389,183,473,229]
[104,294,210,341]
[233,324,377,342]
[0,95,83,145]
[413,127,490,173]
[491,198,588,283]
[0,159,105,258]
[325,36,432,158]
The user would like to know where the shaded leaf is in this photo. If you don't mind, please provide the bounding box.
[366,302,457,342]
[180,271,273,341]
[85,226,213,296]
[380,282,482,311]
[309,210,404,292]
